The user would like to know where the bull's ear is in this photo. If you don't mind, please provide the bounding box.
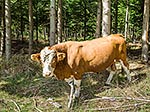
[31,53,41,62]
[57,52,66,61]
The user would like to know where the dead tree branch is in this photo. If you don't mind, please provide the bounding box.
[33,99,43,112]
[11,100,21,112]
[47,98,62,108]
[84,96,150,102]
[85,102,147,111]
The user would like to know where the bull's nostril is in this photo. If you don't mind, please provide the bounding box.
[43,72,52,77]
[48,72,51,75]
[44,74,49,77]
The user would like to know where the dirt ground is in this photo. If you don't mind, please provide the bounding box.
[0,40,150,111]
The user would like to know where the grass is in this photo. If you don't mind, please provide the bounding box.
[0,55,150,111]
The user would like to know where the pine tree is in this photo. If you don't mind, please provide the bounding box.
[95,0,102,38]
[5,0,11,60]
[141,0,149,62]
[102,0,111,36]
[29,0,33,55]
[50,0,56,46]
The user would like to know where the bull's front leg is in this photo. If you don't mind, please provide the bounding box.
[66,78,81,109]
[73,79,81,107]
[67,79,75,109]
[74,79,81,98]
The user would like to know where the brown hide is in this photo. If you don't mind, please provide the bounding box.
[46,34,128,80]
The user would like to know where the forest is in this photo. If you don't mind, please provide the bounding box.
[0,0,150,111]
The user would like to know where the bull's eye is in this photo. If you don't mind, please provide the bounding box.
[44,54,50,62]
[51,57,56,68]
[41,52,56,68]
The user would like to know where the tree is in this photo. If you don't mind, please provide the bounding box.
[83,0,87,40]
[57,0,62,43]
[95,0,102,38]
[102,0,111,36]
[114,0,118,34]
[50,0,56,46]
[141,0,149,62]
[5,0,11,60]
[0,0,146,52]
[0,0,6,57]
[19,0,24,40]
[124,0,129,40]
[63,0,97,40]
[29,0,33,55]
[34,0,39,41]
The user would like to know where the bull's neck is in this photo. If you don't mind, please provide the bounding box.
[53,60,71,80]
[51,43,67,52]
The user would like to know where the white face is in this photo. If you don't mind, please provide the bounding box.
[40,47,56,77]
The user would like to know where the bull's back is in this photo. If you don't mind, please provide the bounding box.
[66,34,126,73]
[82,41,116,72]
[67,38,115,73]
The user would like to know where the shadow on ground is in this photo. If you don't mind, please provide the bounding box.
[0,58,147,103]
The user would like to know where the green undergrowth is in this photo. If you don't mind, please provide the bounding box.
[0,55,150,111]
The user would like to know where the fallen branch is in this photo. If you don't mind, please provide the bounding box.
[47,98,62,108]
[33,99,43,112]
[84,96,150,103]
[11,100,21,112]
[0,99,5,103]
[85,102,147,111]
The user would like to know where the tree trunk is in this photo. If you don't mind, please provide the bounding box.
[46,26,50,41]
[21,14,24,41]
[95,0,102,38]
[83,0,87,40]
[20,0,24,41]
[29,0,33,55]
[114,0,118,34]
[0,0,6,57]
[141,0,149,62]
[50,0,56,46]
[57,0,62,43]
[102,0,111,37]
[34,0,39,42]
[124,0,129,40]
[43,27,46,40]
[35,6,38,42]
[5,0,11,60]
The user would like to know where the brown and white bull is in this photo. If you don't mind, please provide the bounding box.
[31,34,131,108]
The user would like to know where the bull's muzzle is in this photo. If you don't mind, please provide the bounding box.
[43,72,54,78]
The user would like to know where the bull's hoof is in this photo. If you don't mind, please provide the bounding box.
[105,83,111,86]
[67,97,79,110]
[104,83,114,88]
[72,97,80,108]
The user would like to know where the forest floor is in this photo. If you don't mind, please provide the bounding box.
[0,40,150,111]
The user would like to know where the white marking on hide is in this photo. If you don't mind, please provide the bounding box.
[106,70,116,85]
[65,77,81,108]
[66,77,74,109]
[40,47,56,77]
[120,60,131,82]
[74,79,81,98]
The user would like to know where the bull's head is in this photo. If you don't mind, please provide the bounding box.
[31,47,66,77]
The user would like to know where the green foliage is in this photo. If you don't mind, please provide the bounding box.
[9,0,144,41]
[111,0,143,37]
[11,0,50,39]
[63,0,97,39]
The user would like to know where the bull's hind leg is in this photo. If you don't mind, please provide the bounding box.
[106,63,117,85]
[120,59,131,82]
